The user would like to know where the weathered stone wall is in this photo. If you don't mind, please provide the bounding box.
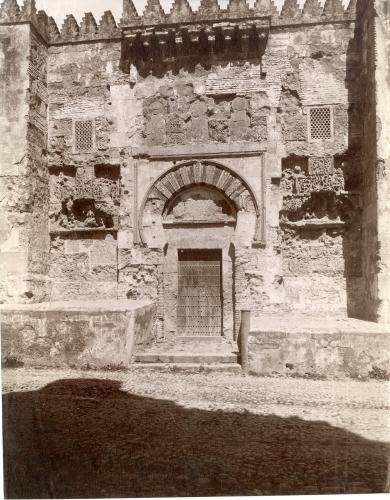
[0,23,49,303]
[41,12,364,334]
[115,20,361,335]
[375,0,390,322]
[248,317,390,378]
[4,1,385,333]
[269,23,363,318]
[47,39,125,299]
[356,0,390,323]
[27,30,50,301]
[0,300,156,368]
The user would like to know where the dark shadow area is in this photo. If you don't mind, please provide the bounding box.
[343,0,367,319]
[120,27,268,78]
[3,378,389,498]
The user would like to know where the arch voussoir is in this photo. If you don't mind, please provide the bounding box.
[139,159,262,247]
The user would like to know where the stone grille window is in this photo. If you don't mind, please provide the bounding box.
[309,107,332,140]
[74,120,94,152]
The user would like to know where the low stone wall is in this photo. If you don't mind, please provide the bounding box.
[248,316,390,379]
[0,300,155,369]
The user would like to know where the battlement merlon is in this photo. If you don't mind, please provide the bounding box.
[121,0,356,30]
[0,0,357,46]
[0,0,121,44]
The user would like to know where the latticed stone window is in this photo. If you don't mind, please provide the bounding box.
[309,107,333,140]
[74,119,95,152]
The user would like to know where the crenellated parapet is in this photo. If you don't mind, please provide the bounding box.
[0,0,358,47]
[121,0,357,28]
[0,0,59,42]
[0,0,120,44]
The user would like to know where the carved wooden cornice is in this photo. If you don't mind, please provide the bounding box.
[122,17,270,68]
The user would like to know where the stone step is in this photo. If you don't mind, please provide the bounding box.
[134,353,238,364]
[177,336,227,342]
[133,362,242,373]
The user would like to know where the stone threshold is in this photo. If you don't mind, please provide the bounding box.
[134,353,238,364]
[133,362,242,373]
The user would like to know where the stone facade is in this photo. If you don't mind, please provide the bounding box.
[0,0,389,346]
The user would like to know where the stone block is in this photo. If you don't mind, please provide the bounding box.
[0,300,156,368]
[248,316,390,378]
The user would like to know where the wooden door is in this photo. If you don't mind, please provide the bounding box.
[177,249,222,337]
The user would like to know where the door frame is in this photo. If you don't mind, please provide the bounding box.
[177,248,223,338]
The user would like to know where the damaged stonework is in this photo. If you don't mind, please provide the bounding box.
[142,91,269,146]
[0,300,156,368]
[279,155,363,316]
[248,315,390,378]
[0,0,389,373]
[0,22,50,303]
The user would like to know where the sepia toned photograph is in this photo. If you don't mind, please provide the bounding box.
[0,0,389,497]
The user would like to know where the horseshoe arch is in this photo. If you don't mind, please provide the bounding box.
[139,159,264,248]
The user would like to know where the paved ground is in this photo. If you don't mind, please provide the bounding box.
[2,368,390,498]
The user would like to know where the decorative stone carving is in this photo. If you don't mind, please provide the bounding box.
[280,153,361,272]
[282,157,344,197]
[164,187,236,224]
[52,199,113,230]
[166,114,186,144]
[143,87,268,147]
[308,157,334,175]
[49,166,120,233]
[282,192,348,224]
[140,160,262,245]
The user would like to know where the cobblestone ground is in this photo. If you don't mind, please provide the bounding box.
[2,368,390,498]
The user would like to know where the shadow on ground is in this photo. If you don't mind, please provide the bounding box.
[3,378,389,498]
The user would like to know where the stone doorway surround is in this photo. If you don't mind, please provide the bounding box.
[137,158,264,341]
